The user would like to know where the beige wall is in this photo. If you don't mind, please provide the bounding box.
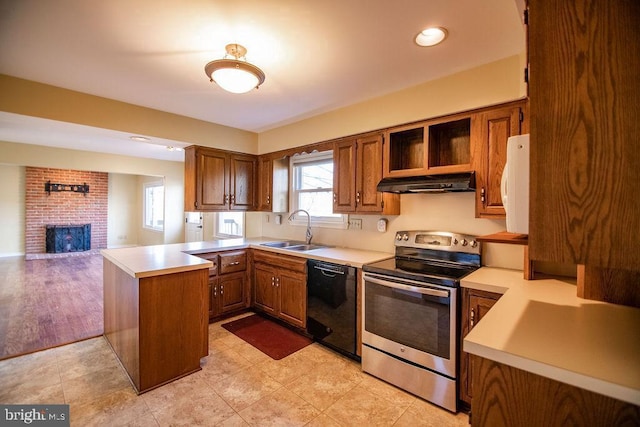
[0,164,25,256]
[0,74,258,154]
[107,173,139,248]
[258,55,525,153]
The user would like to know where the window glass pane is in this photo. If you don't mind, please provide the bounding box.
[215,211,244,238]
[298,161,333,190]
[143,183,164,231]
[298,191,339,217]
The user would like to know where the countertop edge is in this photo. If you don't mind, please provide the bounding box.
[464,338,640,406]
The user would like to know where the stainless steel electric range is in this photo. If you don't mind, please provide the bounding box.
[361,230,481,412]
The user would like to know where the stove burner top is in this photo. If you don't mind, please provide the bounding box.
[363,257,477,287]
[363,230,482,287]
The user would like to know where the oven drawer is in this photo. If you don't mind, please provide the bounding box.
[362,345,457,412]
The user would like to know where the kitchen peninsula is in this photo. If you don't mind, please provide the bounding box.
[102,238,393,394]
[102,245,213,394]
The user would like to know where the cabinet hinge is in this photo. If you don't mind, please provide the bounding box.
[381,200,384,209]
[519,110,524,123]
[524,67,529,84]
[523,8,528,25]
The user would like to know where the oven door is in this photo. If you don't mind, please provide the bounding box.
[362,273,457,378]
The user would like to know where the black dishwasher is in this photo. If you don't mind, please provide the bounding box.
[306,259,358,360]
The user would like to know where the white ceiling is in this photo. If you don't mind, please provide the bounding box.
[0,0,525,161]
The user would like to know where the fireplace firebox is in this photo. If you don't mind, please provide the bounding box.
[45,224,91,253]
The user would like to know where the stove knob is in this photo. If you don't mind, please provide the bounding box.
[403,234,409,241]
[461,239,468,246]
[396,233,402,241]
[453,238,459,245]
[470,240,478,248]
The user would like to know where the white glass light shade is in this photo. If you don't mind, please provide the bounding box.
[205,58,266,94]
[415,27,447,47]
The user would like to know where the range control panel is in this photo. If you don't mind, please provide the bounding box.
[394,230,480,255]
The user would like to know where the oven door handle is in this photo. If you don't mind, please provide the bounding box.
[364,276,449,298]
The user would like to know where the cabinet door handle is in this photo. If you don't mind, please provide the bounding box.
[266,195,270,204]
[480,188,486,207]
[213,286,217,297]
[228,261,240,266]
[224,194,230,204]
[230,194,235,205]
[356,191,361,205]
[276,277,279,287]
[470,308,475,328]
[333,192,337,203]
[220,284,223,295]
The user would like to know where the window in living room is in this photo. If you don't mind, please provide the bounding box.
[143,180,164,231]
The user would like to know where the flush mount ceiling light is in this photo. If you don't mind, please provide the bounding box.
[204,44,265,94]
[415,27,448,47]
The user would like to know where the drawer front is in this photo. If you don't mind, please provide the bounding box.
[219,250,247,274]
[252,249,307,274]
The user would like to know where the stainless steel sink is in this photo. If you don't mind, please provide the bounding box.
[260,240,305,248]
[285,244,328,251]
[260,241,329,251]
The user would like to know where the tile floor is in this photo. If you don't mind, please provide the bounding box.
[0,313,469,426]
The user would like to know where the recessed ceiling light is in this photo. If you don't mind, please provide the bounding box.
[415,27,448,47]
[130,135,151,142]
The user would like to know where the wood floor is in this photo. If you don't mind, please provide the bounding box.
[0,254,103,360]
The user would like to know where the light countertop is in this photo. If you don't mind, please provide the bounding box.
[462,267,640,406]
[101,238,393,279]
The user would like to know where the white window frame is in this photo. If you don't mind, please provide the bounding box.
[143,180,164,232]
[289,150,348,229]
[214,212,245,239]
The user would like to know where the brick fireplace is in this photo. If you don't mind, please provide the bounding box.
[25,167,108,254]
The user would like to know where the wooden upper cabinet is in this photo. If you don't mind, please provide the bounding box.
[528,0,640,269]
[229,153,258,211]
[333,134,400,215]
[257,156,273,211]
[257,155,289,212]
[184,146,257,211]
[333,139,357,212]
[475,101,526,218]
[383,113,473,178]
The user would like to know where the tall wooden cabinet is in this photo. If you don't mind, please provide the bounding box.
[184,146,258,211]
[528,0,640,272]
[333,134,400,215]
[474,100,527,218]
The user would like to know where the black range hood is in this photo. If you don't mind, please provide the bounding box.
[376,172,476,193]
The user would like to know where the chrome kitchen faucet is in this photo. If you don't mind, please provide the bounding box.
[288,209,313,244]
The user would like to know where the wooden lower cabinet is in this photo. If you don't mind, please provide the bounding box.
[252,250,307,329]
[460,287,502,408]
[471,355,640,426]
[197,250,249,322]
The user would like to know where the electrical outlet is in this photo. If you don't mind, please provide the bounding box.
[349,218,362,230]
